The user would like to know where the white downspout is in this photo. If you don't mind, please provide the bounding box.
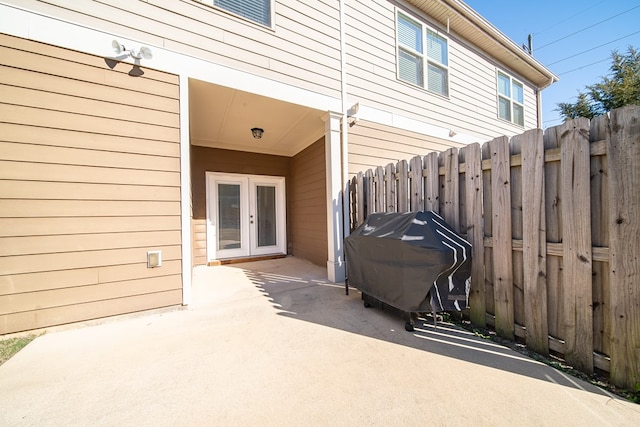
[339,0,350,241]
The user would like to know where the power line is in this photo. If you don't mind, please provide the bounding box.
[547,29,640,66]
[557,57,611,76]
[543,117,564,126]
[536,4,640,51]
[533,0,607,36]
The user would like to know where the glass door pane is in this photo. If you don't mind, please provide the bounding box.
[256,185,276,247]
[218,183,241,250]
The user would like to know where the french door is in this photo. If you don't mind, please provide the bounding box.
[206,173,286,261]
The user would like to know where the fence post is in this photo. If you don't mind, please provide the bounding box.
[520,129,549,355]
[607,106,640,389]
[490,136,514,340]
[561,117,593,374]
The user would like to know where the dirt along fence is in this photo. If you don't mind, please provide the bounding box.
[347,105,640,390]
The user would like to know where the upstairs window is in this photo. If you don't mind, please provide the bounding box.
[396,12,449,96]
[497,71,524,126]
[213,0,271,27]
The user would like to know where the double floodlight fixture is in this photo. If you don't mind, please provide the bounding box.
[112,40,153,60]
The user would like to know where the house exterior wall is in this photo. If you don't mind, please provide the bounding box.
[190,146,291,266]
[344,0,539,143]
[290,138,328,267]
[4,0,342,101]
[0,34,183,334]
[0,0,556,331]
[348,120,464,176]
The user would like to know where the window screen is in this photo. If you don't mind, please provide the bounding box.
[215,0,271,26]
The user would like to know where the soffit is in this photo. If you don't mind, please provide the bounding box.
[189,79,326,157]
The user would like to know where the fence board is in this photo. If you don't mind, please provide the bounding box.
[375,166,384,213]
[520,129,549,355]
[356,172,365,228]
[409,155,423,211]
[462,143,486,326]
[365,169,374,216]
[542,126,564,342]
[482,141,495,316]
[589,115,611,357]
[490,136,514,340]
[607,106,640,389]
[424,152,439,212]
[443,147,460,232]
[509,137,525,328]
[560,117,594,374]
[397,160,408,212]
[348,176,357,231]
[458,150,467,238]
[384,163,395,212]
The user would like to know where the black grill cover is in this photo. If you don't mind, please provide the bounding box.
[345,211,471,313]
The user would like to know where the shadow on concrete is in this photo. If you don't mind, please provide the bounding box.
[237,259,617,400]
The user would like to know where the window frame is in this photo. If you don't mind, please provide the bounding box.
[201,0,274,29]
[496,70,525,126]
[395,10,449,97]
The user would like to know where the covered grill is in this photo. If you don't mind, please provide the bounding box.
[345,211,472,331]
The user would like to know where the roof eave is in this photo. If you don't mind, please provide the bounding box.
[405,0,559,88]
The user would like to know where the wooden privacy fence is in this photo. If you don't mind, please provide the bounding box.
[348,106,640,390]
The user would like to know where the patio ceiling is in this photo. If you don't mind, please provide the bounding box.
[188,79,327,157]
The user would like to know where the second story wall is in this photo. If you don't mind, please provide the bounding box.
[10,0,343,100]
[345,0,538,141]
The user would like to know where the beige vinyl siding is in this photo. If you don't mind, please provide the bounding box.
[0,34,182,334]
[192,219,207,266]
[345,0,539,140]
[348,120,463,177]
[6,0,342,99]
[290,138,327,267]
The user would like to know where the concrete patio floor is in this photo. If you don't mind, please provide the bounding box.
[1,256,639,426]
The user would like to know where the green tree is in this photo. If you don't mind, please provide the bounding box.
[556,46,640,121]
[556,92,597,120]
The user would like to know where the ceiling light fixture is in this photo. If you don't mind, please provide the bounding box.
[251,127,264,139]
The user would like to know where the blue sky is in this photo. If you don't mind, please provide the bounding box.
[464,0,640,128]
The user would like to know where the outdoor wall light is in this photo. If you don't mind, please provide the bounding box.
[347,102,359,127]
[251,127,264,139]
[112,39,153,60]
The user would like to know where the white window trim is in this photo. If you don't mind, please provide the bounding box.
[197,0,275,29]
[395,9,449,97]
[496,70,525,126]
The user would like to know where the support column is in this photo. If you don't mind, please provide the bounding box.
[323,111,346,283]
[179,74,193,305]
